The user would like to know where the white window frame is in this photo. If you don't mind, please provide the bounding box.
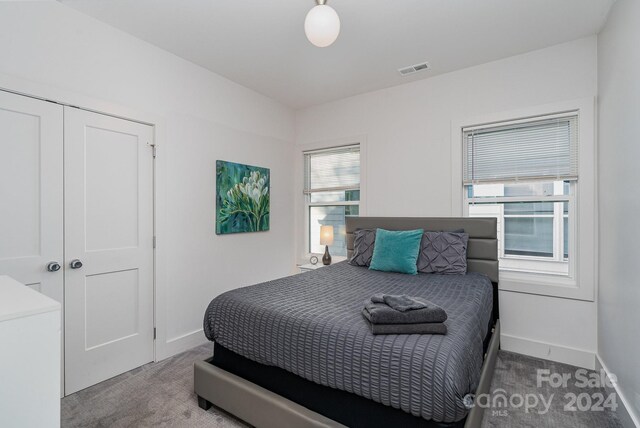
[298,138,367,262]
[463,180,576,277]
[451,98,596,301]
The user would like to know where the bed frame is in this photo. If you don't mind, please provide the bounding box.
[194,217,500,428]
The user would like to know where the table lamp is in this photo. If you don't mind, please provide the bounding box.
[320,225,334,265]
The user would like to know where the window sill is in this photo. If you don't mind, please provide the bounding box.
[498,269,594,301]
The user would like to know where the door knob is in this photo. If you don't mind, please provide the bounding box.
[46,261,61,272]
[70,259,83,269]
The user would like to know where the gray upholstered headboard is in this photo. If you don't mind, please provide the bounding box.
[346,216,499,319]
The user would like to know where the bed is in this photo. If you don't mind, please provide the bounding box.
[195,217,500,428]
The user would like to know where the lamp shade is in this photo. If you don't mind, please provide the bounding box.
[319,225,334,246]
[304,4,340,47]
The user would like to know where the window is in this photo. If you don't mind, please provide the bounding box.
[463,114,578,276]
[304,145,360,257]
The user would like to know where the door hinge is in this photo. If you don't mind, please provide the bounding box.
[150,143,157,158]
[153,236,156,249]
[153,327,157,340]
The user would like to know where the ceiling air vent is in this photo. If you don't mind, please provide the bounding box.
[398,62,430,76]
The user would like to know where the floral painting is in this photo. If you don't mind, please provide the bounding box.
[216,160,270,234]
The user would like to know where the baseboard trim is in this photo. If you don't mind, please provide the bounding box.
[596,354,640,428]
[500,333,595,369]
[158,328,209,361]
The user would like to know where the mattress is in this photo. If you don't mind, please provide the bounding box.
[203,262,493,423]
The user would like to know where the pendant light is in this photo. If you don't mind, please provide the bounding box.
[304,0,340,48]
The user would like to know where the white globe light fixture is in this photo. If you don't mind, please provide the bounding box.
[304,0,340,48]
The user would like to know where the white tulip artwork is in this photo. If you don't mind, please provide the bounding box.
[216,160,271,234]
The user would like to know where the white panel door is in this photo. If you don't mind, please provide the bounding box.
[0,91,63,303]
[64,107,154,394]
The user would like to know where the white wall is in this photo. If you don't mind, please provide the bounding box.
[296,37,599,367]
[598,0,640,425]
[0,1,296,359]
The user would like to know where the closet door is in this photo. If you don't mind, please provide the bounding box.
[0,90,63,303]
[64,107,154,394]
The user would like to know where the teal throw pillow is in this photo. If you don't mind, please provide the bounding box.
[369,228,424,275]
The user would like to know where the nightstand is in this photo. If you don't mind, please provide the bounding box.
[298,263,325,273]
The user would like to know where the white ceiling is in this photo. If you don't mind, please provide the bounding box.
[59,0,614,108]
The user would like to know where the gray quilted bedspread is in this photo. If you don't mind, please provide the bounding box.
[203,262,493,423]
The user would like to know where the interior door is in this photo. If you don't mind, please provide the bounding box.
[64,107,154,394]
[0,90,63,300]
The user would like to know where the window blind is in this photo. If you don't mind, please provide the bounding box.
[463,115,578,184]
[304,145,360,194]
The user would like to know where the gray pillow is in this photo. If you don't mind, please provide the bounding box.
[417,231,469,274]
[349,229,376,267]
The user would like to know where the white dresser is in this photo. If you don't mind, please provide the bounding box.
[0,275,61,428]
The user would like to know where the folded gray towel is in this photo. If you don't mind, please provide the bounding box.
[363,299,447,324]
[370,293,428,312]
[362,310,447,335]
